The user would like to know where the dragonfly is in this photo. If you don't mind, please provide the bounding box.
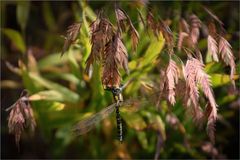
[72,80,145,142]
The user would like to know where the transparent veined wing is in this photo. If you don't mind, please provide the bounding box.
[72,99,142,136]
[72,103,116,135]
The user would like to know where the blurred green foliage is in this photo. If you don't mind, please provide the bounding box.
[1,1,239,159]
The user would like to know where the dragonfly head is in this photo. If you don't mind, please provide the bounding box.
[112,87,123,102]
[103,84,124,102]
[111,87,121,95]
[104,84,124,94]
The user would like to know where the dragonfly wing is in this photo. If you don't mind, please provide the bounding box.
[72,103,116,135]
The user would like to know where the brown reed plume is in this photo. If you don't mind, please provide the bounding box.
[189,14,202,45]
[6,90,36,150]
[115,7,139,52]
[207,22,219,62]
[204,7,236,88]
[146,11,159,38]
[184,58,217,143]
[178,18,191,51]
[57,3,237,145]
[166,59,180,105]
[61,22,82,57]
[177,15,203,61]
[102,33,128,88]
[159,20,174,55]
[86,12,114,75]
[218,36,236,88]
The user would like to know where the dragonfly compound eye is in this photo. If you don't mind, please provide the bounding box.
[112,88,121,95]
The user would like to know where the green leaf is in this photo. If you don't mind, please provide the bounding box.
[210,73,239,87]
[205,50,213,63]
[126,34,165,84]
[205,62,223,74]
[89,63,105,107]
[174,143,188,153]
[48,102,66,112]
[139,33,165,68]
[122,112,147,131]
[136,131,148,149]
[2,28,26,54]
[141,111,166,140]
[44,73,80,85]
[55,125,74,146]
[29,73,80,103]
[68,49,82,79]
[152,116,166,140]
[16,1,30,31]
[79,0,96,21]
[1,80,22,89]
[27,51,39,73]
[19,60,40,93]
[29,90,66,102]
[42,1,56,31]
[218,94,236,105]
[37,53,69,70]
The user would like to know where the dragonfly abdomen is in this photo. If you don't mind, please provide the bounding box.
[115,105,123,142]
